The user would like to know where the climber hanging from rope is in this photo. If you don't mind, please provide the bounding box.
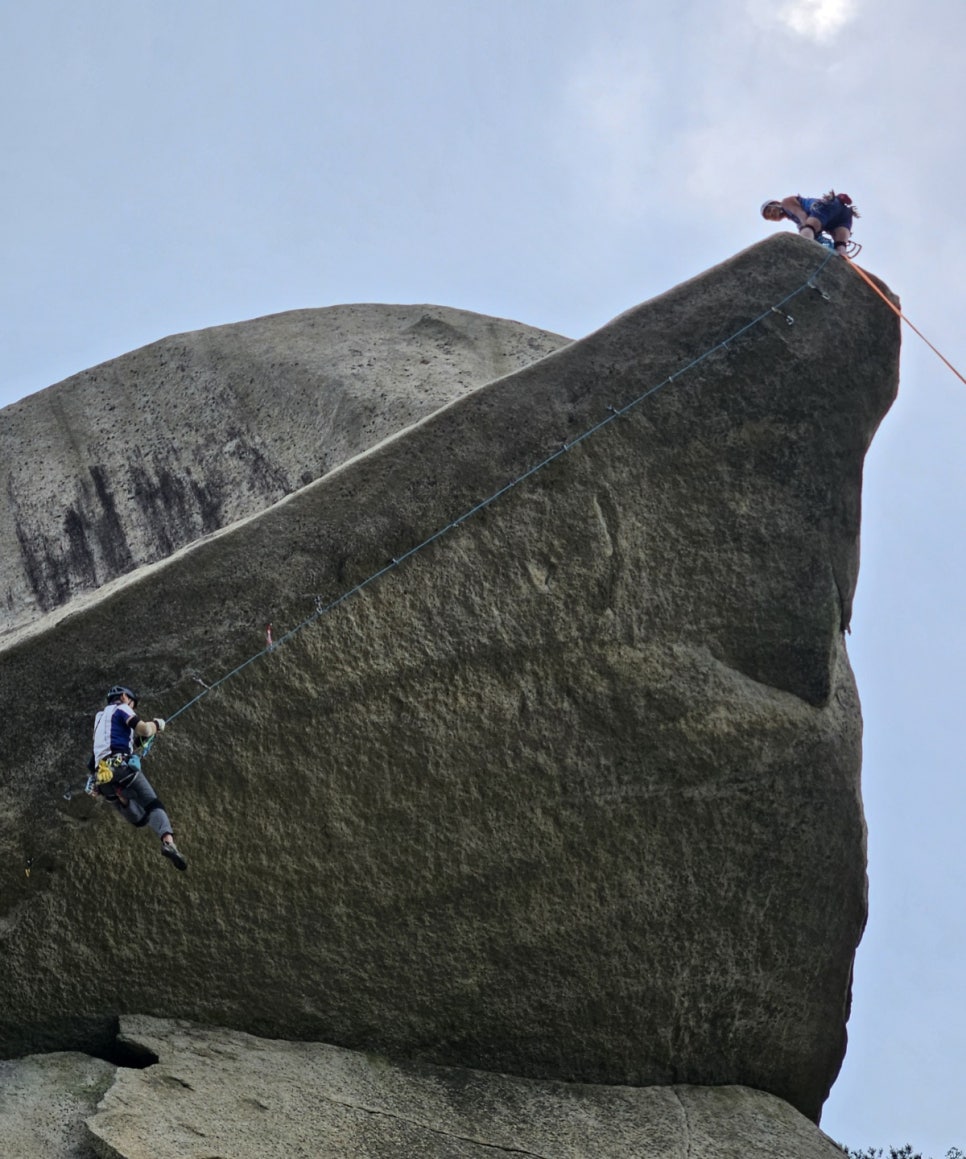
[87,684,186,871]
[761,190,860,257]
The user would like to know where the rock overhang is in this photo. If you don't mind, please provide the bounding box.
[0,235,901,1123]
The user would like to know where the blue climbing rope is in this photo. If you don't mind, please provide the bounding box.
[157,250,837,728]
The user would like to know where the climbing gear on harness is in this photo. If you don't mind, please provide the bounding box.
[88,752,140,803]
[66,738,153,802]
[814,234,862,258]
[824,190,859,216]
[95,753,127,783]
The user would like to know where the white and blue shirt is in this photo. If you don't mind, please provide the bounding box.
[92,703,138,763]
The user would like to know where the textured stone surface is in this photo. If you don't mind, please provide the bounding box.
[0,304,569,638]
[0,235,900,1122]
[0,1050,113,1159]
[78,1016,848,1159]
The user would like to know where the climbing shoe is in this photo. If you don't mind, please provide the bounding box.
[161,840,188,871]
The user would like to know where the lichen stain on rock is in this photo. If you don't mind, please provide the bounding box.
[0,304,570,638]
[87,465,136,576]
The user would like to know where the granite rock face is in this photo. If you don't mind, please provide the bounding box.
[0,1050,113,1159]
[73,1016,849,1159]
[0,236,900,1123]
[0,304,569,638]
[0,1018,851,1159]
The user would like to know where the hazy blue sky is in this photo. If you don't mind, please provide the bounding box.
[3,2,964,1152]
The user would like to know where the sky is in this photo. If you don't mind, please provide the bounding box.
[2,1,964,1152]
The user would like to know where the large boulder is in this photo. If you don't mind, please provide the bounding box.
[0,304,569,639]
[0,235,900,1123]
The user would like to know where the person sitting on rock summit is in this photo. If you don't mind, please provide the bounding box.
[760,190,859,256]
[89,684,186,871]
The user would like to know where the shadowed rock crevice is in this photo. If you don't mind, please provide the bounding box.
[97,1027,160,1070]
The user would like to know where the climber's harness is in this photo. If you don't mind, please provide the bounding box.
[86,752,138,798]
[86,751,167,828]
[813,233,862,258]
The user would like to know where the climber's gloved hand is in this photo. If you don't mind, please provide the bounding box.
[153,718,166,733]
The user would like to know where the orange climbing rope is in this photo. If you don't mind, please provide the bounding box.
[847,258,966,388]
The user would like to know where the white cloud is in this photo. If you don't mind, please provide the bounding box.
[772,0,858,42]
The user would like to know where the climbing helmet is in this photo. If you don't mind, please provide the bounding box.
[106,684,138,706]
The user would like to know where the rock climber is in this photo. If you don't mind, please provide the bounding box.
[89,684,186,871]
[760,190,859,256]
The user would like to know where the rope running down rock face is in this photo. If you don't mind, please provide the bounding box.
[845,257,966,387]
[149,250,844,737]
[65,247,842,801]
